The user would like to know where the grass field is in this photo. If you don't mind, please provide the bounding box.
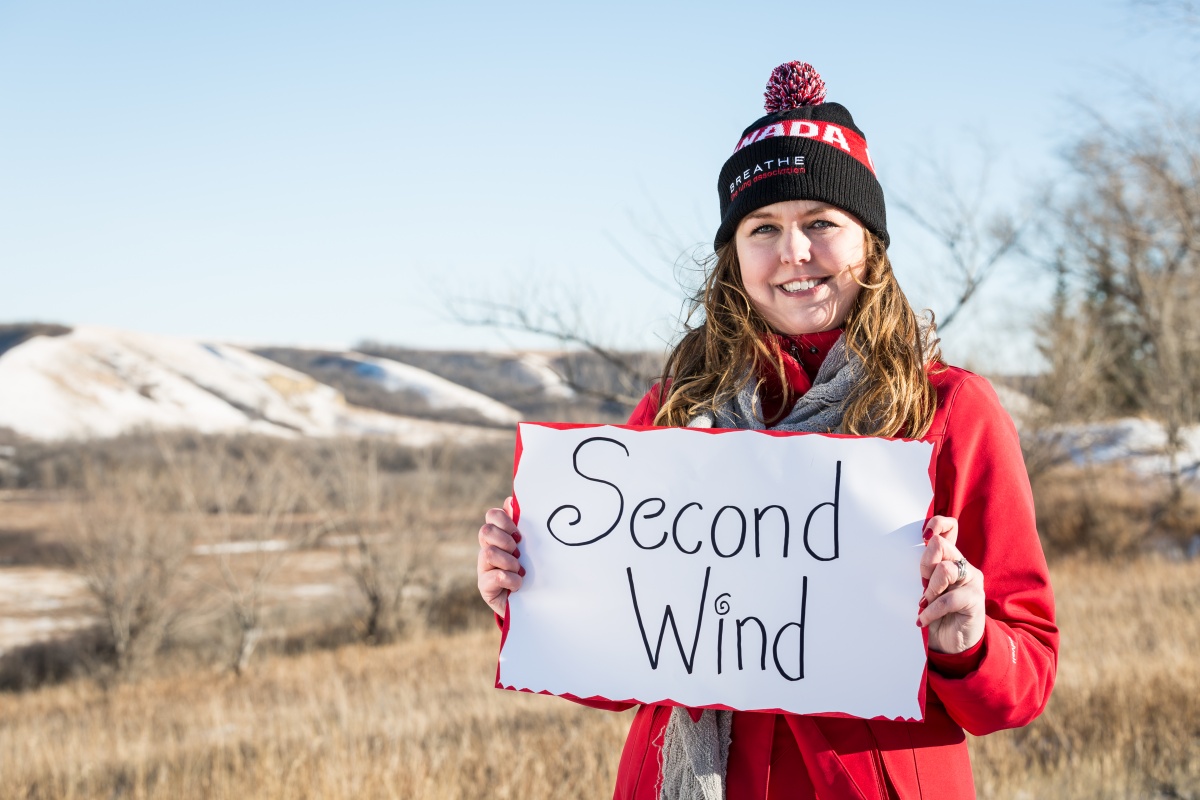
[1,552,1198,799]
[1,434,1198,799]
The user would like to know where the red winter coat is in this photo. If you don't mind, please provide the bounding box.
[569,349,1058,799]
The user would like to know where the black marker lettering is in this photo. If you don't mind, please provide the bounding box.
[736,616,768,671]
[754,505,790,557]
[710,505,747,558]
[717,618,725,675]
[772,576,808,681]
[803,460,841,561]
[626,566,711,674]
[546,437,628,547]
[671,501,704,555]
[629,497,668,549]
[714,593,731,676]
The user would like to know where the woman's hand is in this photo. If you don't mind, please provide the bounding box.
[917,516,986,654]
[477,496,524,618]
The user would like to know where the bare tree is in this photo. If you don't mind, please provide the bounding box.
[442,208,700,412]
[1038,102,1200,508]
[1135,0,1200,34]
[316,440,433,644]
[448,290,664,410]
[179,439,320,675]
[892,143,1028,331]
[64,461,199,678]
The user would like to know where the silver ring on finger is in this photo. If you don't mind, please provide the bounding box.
[954,557,968,584]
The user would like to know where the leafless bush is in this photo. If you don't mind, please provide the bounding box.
[1032,462,1200,558]
[62,460,201,679]
[1032,103,1200,503]
[312,442,429,644]
[177,439,324,675]
[11,432,513,684]
[314,438,510,644]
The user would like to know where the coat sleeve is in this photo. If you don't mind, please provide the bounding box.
[925,374,1059,735]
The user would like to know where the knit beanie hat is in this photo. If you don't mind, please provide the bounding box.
[714,62,888,250]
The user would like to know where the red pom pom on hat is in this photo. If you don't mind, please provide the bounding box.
[763,61,826,113]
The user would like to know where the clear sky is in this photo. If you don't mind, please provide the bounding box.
[1,1,1196,370]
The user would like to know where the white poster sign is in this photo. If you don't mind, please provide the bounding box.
[497,422,934,720]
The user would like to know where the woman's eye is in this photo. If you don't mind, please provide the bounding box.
[809,219,836,230]
[752,224,776,235]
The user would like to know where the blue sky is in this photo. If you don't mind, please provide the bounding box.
[1,1,1196,370]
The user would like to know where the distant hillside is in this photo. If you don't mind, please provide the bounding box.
[254,348,522,428]
[0,323,71,358]
[352,344,663,424]
[0,326,501,445]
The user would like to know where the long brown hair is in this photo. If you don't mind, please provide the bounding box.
[653,230,940,437]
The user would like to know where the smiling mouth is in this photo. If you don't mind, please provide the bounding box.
[778,277,829,293]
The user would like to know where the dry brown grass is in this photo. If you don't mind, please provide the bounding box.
[0,628,630,800]
[969,556,1200,798]
[1032,463,1200,558]
[0,555,1197,798]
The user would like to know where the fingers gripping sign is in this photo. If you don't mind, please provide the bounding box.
[917,515,986,655]
[477,496,526,618]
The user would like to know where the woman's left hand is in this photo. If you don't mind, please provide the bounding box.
[917,516,986,654]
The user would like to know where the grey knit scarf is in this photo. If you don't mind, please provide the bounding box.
[658,334,861,800]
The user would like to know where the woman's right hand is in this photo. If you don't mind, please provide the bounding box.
[477,496,524,618]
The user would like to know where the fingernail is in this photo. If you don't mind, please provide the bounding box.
[513,532,522,543]
[919,598,928,611]
[512,548,520,558]
[517,566,526,577]
[921,578,930,589]
[922,528,932,542]
[915,618,923,627]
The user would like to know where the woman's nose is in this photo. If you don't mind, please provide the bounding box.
[780,228,811,264]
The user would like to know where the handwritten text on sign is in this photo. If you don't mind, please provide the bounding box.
[498,423,934,720]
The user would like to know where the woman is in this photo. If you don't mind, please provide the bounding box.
[476,62,1058,799]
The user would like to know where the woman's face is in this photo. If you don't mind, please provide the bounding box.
[734,199,867,336]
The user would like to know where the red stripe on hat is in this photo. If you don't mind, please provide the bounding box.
[733,119,875,175]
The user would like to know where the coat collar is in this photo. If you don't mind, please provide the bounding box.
[759,328,844,424]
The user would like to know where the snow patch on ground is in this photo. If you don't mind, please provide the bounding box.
[0,616,95,655]
[193,539,291,556]
[1052,417,1200,478]
[0,567,95,656]
[0,567,90,607]
[986,381,1197,481]
[286,583,340,599]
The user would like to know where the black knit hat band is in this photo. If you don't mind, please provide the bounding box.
[714,65,889,250]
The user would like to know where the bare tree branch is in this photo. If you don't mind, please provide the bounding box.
[1037,99,1200,507]
[1134,0,1200,33]
[892,142,1029,330]
[445,292,662,409]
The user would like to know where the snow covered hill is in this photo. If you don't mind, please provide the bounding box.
[0,326,508,444]
[283,351,522,425]
[5,325,1192,479]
